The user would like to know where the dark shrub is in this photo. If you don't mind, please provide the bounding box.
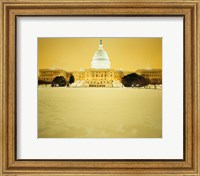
[52,76,67,87]
[122,73,148,87]
[69,75,75,84]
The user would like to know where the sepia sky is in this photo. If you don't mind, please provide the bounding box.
[38,38,162,72]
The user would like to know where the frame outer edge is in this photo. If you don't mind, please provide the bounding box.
[198,0,200,175]
[0,0,200,175]
[0,0,2,176]
[3,1,9,174]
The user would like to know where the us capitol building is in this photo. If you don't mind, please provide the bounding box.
[39,40,162,87]
[71,40,123,87]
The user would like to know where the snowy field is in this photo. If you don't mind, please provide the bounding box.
[38,88,162,138]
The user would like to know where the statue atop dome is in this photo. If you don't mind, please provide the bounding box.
[100,39,102,45]
[91,39,111,69]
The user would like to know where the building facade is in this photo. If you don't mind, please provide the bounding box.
[136,69,162,84]
[73,69,123,87]
[38,69,72,83]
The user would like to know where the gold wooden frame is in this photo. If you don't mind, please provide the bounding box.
[0,0,199,175]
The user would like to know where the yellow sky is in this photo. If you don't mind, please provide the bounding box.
[38,38,162,72]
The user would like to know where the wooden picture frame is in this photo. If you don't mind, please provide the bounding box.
[0,0,199,175]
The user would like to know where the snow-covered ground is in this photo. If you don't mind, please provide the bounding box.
[38,87,162,138]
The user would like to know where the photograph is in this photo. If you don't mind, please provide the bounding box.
[38,38,162,138]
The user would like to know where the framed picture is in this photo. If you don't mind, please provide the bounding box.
[0,0,199,175]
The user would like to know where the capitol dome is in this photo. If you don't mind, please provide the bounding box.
[91,40,111,69]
